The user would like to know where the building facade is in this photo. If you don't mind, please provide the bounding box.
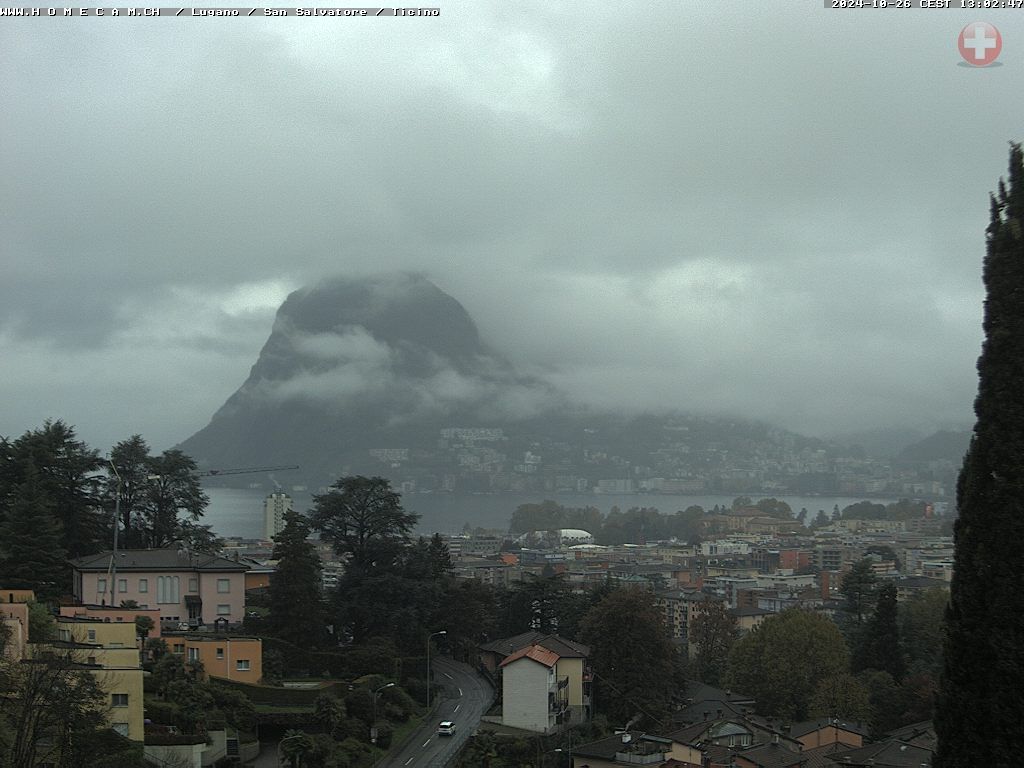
[70,548,249,627]
[263,491,294,540]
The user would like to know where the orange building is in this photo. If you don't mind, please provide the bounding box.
[166,634,263,684]
[0,588,36,604]
[59,604,162,639]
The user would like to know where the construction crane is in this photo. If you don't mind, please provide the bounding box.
[195,465,299,478]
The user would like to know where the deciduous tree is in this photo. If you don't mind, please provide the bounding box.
[809,673,872,722]
[726,608,849,721]
[689,601,739,687]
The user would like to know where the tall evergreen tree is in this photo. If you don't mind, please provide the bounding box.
[106,435,152,549]
[11,421,106,559]
[310,476,419,576]
[268,511,326,648]
[0,465,67,599]
[580,587,683,727]
[935,144,1024,767]
[854,581,904,681]
[141,449,210,549]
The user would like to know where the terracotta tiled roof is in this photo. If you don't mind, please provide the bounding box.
[480,631,589,658]
[498,643,560,669]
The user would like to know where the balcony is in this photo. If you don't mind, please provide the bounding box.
[613,752,667,765]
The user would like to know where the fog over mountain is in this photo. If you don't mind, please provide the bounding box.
[177,273,567,478]
[3,5,1017,453]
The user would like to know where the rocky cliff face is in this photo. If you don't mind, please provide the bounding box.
[177,273,562,479]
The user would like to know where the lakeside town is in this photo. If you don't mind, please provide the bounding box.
[1,433,953,767]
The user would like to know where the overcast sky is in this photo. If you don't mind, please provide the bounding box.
[1,2,1021,453]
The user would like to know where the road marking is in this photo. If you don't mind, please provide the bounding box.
[443,672,453,679]
[458,687,463,696]
[454,704,461,712]
[404,758,414,765]
[422,739,431,748]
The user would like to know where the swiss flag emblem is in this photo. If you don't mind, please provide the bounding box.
[958,22,1001,67]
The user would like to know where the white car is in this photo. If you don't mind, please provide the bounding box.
[437,721,456,736]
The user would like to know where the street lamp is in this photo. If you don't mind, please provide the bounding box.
[107,459,122,609]
[551,738,572,768]
[426,630,447,709]
[371,682,395,743]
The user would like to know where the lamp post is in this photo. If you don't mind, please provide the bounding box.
[107,460,122,608]
[425,630,447,709]
[371,682,395,743]
[551,736,572,768]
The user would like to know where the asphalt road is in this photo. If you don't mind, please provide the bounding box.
[377,656,494,768]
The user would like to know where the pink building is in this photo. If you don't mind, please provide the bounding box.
[70,548,249,628]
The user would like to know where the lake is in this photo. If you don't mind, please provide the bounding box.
[204,487,895,540]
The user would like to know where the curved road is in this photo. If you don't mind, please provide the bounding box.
[377,657,493,768]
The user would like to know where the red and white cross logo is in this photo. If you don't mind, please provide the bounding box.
[958,22,1001,67]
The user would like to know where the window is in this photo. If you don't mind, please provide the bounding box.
[216,648,224,660]
[87,629,96,642]
[188,648,200,662]
[173,643,185,654]
[217,604,231,615]
[236,660,250,671]
[188,577,198,593]
[87,656,96,665]
[97,579,107,596]
[111,723,129,737]
[115,616,123,622]
[118,579,127,593]
[158,576,180,604]
[111,694,128,707]
[217,579,231,594]
[58,629,71,642]
[138,579,148,593]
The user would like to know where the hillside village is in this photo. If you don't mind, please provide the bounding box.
[2,476,952,767]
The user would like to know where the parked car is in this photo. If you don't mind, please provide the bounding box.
[437,721,456,736]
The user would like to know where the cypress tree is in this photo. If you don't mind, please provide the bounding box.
[854,581,903,681]
[935,144,1024,766]
[268,510,326,648]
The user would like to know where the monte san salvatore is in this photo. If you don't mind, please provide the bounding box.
[178,272,962,499]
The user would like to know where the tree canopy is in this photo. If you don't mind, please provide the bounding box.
[579,587,682,727]
[310,476,419,576]
[726,608,849,721]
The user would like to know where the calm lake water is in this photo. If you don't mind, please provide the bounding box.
[204,487,895,540]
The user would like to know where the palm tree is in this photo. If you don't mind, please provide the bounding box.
[279,730,313,768]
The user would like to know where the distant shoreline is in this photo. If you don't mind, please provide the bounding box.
[204,487,917,540]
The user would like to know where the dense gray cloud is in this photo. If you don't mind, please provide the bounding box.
[1,2,1019,451]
